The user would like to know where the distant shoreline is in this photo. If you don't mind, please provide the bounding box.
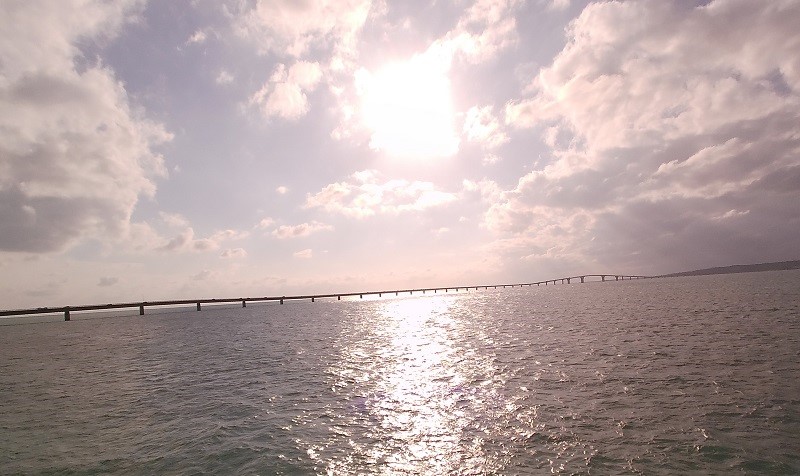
[659,260,800,278]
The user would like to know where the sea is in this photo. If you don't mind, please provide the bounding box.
[1,270,799,475]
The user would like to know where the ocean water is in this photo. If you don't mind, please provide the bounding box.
[1,271,799,475]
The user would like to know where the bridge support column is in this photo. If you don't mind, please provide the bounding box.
[337,295,341,300]
[360,294,363,299]
[64,309,70,321]
[615,276,619,281]
[566,278,571,284]
[280,297,284,304]
[311,297,315,302]
[601,275,605,281]
[197,302,201,311]
[242,300,246,308]
[140,304,145,315]
[580,276,585,283]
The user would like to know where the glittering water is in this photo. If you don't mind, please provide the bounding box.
[2,271,800,474]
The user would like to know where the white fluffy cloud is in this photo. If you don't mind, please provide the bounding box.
[440,0,523,63]
[272,221,334,239]
[293,248,313,259]
[236,0,372,58]
[215,70,234,85]
[305,170,457,218]
[0,0,171,253]
[463,105,509,149]
[220,248,247,259]
[159,228,248,253]
[255,217,275,230]
[497,0,800,271]
[250,61,323,120]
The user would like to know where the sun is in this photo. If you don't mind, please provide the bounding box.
[358,55,459,159]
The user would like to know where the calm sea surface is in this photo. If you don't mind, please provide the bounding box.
[2,271,799,475]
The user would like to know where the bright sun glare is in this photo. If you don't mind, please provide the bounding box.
[359,56,459,159]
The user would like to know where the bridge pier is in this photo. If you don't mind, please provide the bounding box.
[615,276,619,281]
[580,276,585,283]
[337,295,341,300]
[566,278,571,284]
[197,302,201,311]
[64,309,70,321]
[139,304,145,315]
[601,275,605,281]
[311,297,315,302]
[280,297,284,304]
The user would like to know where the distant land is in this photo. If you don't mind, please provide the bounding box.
[660,260,800,278]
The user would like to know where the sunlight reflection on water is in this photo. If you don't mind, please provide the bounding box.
[319,295,509,474]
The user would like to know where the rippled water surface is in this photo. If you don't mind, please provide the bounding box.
[2,271,800,474]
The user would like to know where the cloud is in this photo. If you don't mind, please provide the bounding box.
[439,0,523,63]
[255,217,275,230]
[463,105,509,149]
[249,61,323,120]
[272,221,334,239]
[493,0,800,272]
[159,228,248,253]
[0,0,171,253]
[235,0,372,58]
[220,248,247,259]
[97,277,119,287]
[159,211,190,228]
[276,185,289,194]
[185,29,207,46]
[215,70,234,85]
[305,170,458,218]
[293,249,313,259]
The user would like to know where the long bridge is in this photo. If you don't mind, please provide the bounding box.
[0,274,652,321]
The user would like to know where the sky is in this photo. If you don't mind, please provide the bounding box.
[1,0,799,308]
